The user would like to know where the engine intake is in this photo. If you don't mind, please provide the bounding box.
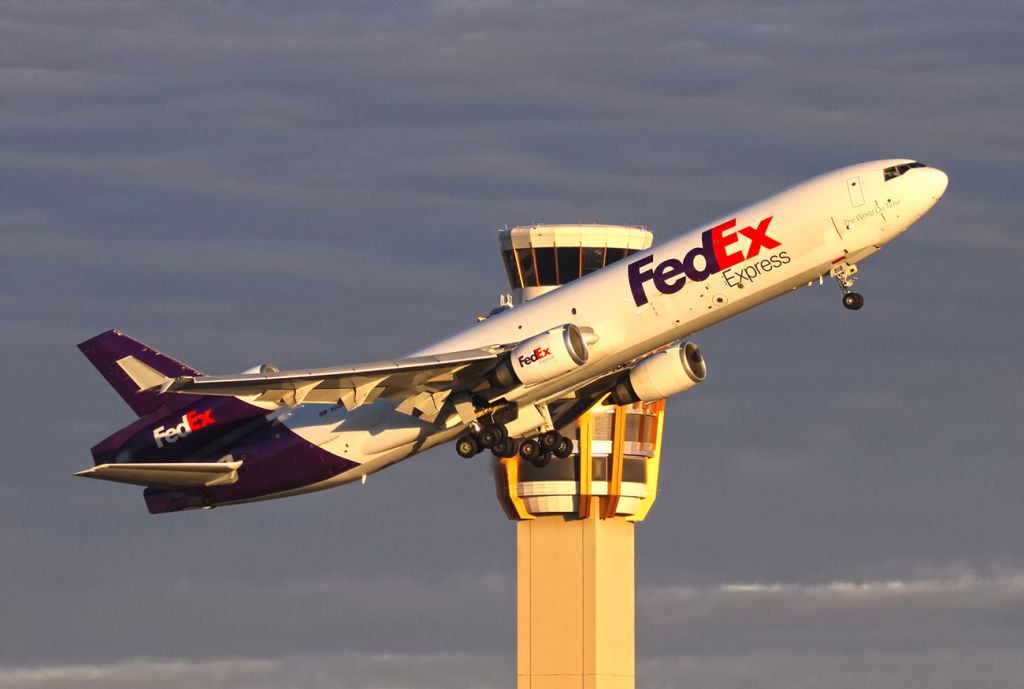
[495,324,590,387]
[609,341,706,405]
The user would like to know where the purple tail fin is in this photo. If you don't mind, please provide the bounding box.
[78,330,206,417]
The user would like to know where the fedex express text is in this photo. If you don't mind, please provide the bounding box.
[627,215,790,306]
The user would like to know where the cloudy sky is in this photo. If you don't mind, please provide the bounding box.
[2,1,1022,687]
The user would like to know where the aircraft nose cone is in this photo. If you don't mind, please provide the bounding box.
[927,168,949,201]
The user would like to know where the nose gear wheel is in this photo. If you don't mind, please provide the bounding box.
[842,292,864,310]
[831,261,865,310]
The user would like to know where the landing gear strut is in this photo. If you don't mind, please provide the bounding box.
[831,261,864,311]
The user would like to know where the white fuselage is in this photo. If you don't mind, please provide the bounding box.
[271,159,947,498]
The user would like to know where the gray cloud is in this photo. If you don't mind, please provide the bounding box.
[3,572,1022,689]
[640,572,1024,653]
[0,652,506,689]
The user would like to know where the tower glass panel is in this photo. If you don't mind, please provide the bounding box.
[534,248,558,285]
[581,247,605,276]
[517,248,538,287]
[556,247,581,283]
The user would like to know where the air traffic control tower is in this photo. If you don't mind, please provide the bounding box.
[492,224,665,689]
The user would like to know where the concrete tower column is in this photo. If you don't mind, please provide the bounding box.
[491,225,664,689]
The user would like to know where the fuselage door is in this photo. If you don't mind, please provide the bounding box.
[846,176,865,207]
[833,173,886,251]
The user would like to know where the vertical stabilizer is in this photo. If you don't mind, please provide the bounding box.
[78,330,205,417]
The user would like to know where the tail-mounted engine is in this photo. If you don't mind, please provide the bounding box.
[609,341,706,405]
[241,363,280,374]
[494,324,590,388]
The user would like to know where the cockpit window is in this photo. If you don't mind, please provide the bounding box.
[884,161,926,181]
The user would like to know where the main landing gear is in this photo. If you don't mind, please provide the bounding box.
[457,422,516,459]
[518,431,573,468]
[831,261,865,311]
[455,425,573,468]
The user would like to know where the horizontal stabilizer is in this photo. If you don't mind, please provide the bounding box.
[75,460,242,488]
[117,356,172,391]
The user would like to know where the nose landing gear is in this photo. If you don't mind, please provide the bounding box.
[842,292,865,310]
[831,261,864,310]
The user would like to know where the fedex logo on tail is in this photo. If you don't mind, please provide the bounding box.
[153,409,216,448]
[628,216,785,307]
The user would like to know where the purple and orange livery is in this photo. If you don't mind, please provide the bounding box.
[77,161,948,514]
[78,330,357,514]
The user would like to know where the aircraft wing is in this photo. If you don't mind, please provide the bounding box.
[158,347,506,416]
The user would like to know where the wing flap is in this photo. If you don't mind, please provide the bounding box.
[162,347,505,412]
[75,461,243,488]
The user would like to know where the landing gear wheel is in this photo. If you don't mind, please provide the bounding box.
[519,438,541,463]
[477,423,508,449]
[554,437,574,459]
[478,427,499,449]
[540,430,561,451]
[532,451,552,468]
[842,292,865,310]
[455,434,481,458]
[492,437,518,458]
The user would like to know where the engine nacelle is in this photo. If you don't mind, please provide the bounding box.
[609,341,706,405]
[241,363,280,375]
[495,324,590,387]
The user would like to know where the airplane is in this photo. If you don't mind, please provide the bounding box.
[77,159,948,514]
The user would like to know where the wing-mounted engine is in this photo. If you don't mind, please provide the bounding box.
[608,341,706,405]
[493,324,590,388]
